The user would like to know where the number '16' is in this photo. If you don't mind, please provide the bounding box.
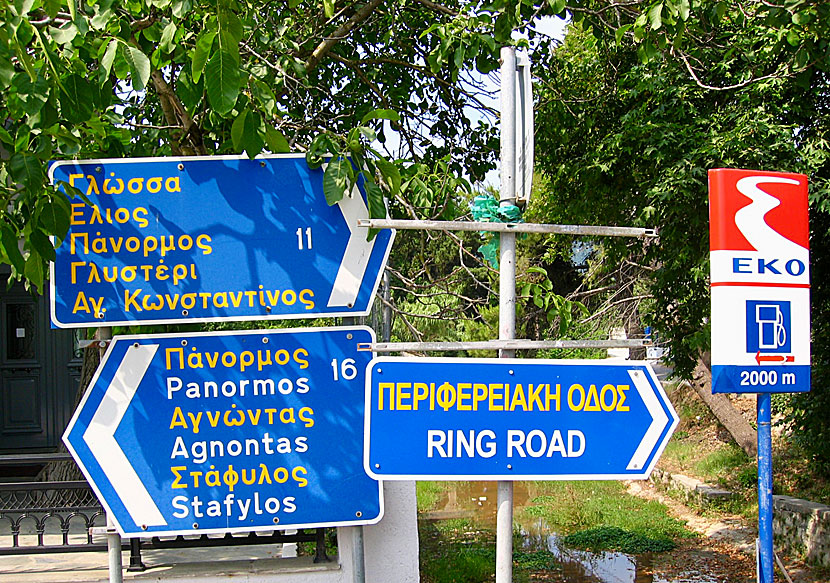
[331,358,358,381]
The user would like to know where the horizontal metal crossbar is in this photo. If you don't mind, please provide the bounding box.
[0,543,110,555]
[358,339,651,352]
[0,453,76,465]
[357,219,657,238]
[0,481,91,491]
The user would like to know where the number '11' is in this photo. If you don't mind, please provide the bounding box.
[296,227,312,250]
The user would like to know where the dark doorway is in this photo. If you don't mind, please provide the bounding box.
[0,267,82,453]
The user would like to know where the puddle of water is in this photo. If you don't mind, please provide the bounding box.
[420,481,718,583]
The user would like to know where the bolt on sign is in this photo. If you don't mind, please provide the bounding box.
[364,357,678,480]
[63,327,382,537]
[49,154,394,327]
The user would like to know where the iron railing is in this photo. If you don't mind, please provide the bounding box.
[0,453,329,568]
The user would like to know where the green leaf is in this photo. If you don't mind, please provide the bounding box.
[204,49,240,115]
[39,196,71,241]
[323,158,352,205]
[0,56,13,88]
[615,24,631,46]
[160,21,177,53]
[9,153,44,191]
[0,224,25,273]
[49,22,78,45]
[231,108,249,150]
[100,39,119,78]
[356,126,376,143]
[29,228,56,262]
[90,7,114,30]
[549,0,566,14]
[361,108,401,124]
[374,157,401,197]
[364,178,385,240]
[120,43,151,90]
[192,30,217,83]
[43,0,61,18]
[264,126,290,153]
[218,6,244,42]
[787,28,801,47]
[16,0,36,15]
[678,0,690,20]
[494,13,511,43]
[0,126,13,146]
[649,3,663,30]
[231,109,264,157]
[59,74,94,124]
[172,0,192,18]
[323,0,334,18]
[23,249,45,292]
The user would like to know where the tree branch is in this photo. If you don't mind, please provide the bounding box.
[304,0,385,74]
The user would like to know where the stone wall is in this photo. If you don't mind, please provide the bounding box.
[650,470,830,568]
[650,468,735,508]
[773,495,830,568]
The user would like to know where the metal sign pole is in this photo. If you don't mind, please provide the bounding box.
[757,393,774,583]
[496,44,517,583]
[95,326,123,583]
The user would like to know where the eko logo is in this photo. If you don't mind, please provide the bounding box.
[746,300,791,354]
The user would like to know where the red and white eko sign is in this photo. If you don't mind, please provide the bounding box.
[709,169,810,393]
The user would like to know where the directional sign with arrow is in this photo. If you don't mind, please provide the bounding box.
[49,154,394,327]
[63,327,382,537]
[364,357,678,480]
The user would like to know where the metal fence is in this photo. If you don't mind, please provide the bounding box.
[0,453,329,568]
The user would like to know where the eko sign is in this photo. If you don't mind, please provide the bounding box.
[709,169,810,393]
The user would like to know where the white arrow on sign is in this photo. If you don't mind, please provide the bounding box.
[82,344,167,527]
[327,186,378,309]
[626,368,672,471]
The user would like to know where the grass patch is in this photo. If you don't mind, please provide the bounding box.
[417,481,447,512]
[562,526,675,554]
[694,443,751,484]
[419,518,560,583]
[519,481,693,545]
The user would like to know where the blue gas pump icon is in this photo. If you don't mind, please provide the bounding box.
[746,300,791,353]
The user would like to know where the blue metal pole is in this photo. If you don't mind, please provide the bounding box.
[757,392,774,583]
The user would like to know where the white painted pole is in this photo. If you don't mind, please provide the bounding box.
[496,45,517,583]
[96,326,123,583]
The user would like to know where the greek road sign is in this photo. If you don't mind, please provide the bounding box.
[49,154,394,327]
[63,327,382,537]
[364,357,678,480]
[709,169,811,393]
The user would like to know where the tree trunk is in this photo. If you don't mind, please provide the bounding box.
[683,358,758,458]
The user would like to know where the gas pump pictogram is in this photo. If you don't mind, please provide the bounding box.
[746,300,792,361]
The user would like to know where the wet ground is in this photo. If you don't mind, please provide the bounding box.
[419,481,766,583]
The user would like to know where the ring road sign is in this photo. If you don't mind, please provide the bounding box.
[709,169,810,393]
[364,357,678,480]
[49,154,394,327]
[63,327,382,537]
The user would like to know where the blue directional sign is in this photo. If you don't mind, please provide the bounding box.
[364,357,678,480]
[49,155,394,327]
[63,327,382,537]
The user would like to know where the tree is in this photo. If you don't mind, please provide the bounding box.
[0,0,523,292]
[530,5,830,459]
